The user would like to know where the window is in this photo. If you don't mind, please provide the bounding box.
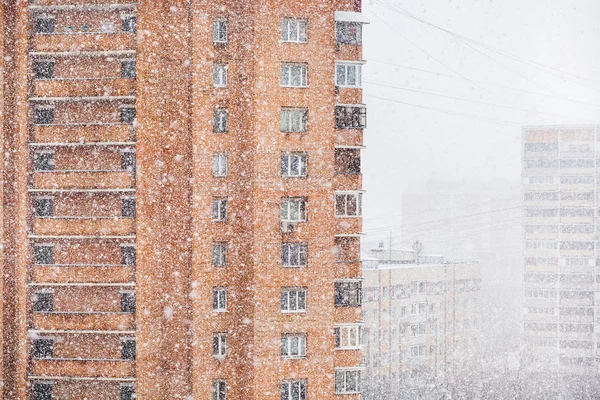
[335,370,361,394]
[411,345,426,358]
[335,148,361,175]
[410,323,426,336]
[34,107,54,125]
[121,339,136,360]
[121,60,136,78]
[281,243,307,267]
[212,380,227,400]
[121,107,136,124]
[121,14,136,33]
[121,384,135,400]
[280,198,307,222]
[281,334,306,358]
[212,242,227,267]
[213,19,228,43]
[121,150,136,172]
[281,287,306,313]
[212,199,228,221]
[336,21,362,45]
[214,109,228,132]
[34,151,54,171]
[281,18,307,43]
[334,325,361,350]
[336,62,362,87]
[122,197,136,218]
[335,192,362,217]
[34,60,55,79]
[32,382,53,400]
[35,16,55,34]
[213,333,227,358]
[335,281,361,307]
[281,108,308,132]
[335,105,366,129]
[213,64,228,87]
[281,153,307,177]
[33,292,53,313]
[34,244,54,265]
[281,64,308,87]
[281,380,306,400]
[121,292,136,313]
[33,338,54,359]
[121,245,136,265]
[213,288,227,312]
[34,197,53,217]
[213,154,228,177]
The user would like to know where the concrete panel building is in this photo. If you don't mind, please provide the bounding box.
[0,0,366,399]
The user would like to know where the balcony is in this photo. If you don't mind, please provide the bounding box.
[31,359,134,378]
[33,78,135,98]
[335,218,362,236]
[31,265,135,284]
[32,312,135,331]
[33,170,134,190]
[33,33,135,53]
[33,217,135,236]
[32,123,134,143]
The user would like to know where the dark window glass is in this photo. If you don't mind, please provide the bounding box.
[121,292,136,313]
[212,381,226,400]
[334,281,362,307]
[32,382,53,400]
[121,246,136,265]
[34,152,54,171]
[33,292,53,312]
[336,21,362,45]
[121,108,136,124]
[34,198,53,217]
[213,109,228,133]
[33,339,54,359]
[34,108,54,125]
[122,198,136,218]
[335,106,366,129]
[122,16,137,33]
[121,60,136,78]
[34,245,54,265]
[121,385,136,400]
[34,61,55,79]
[121,339,136,360]
[35,18,55,34]
[121,152,136,172]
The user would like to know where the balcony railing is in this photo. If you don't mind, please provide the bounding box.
[33,170,135,190]
[33,78,135,98]
[33,217,135,236]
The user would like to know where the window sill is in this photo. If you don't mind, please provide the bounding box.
[334,347,361,351]
[212,310,228,313]
[336,85,363,89]
[281,310,306,314]
[282,356,307,360]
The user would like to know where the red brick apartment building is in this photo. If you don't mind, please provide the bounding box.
[0,0,366,399]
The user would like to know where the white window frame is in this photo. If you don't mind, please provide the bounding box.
[281,108,308,133]
[213,19,228,43]
[213,153,228,177]
[212,198,228,221]
[281,380,307,400]
[214,108,228,132]
[334,369,362,394]
[334,324,361,350]
[212,380,227,400]
[281,334,306,358]
[281,243,307,267]
[281,287,307,313]
[281,152,307,177]
[212,242,227,267]
[281,63,308,88]
[335,61,364,88]
[335,191,363,217]
[213,333,227,358]
[281,18,308,43]
[213,63,228,88]
[281,198,307,222]
[213,288,227,312]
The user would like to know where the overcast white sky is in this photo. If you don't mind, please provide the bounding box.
[362,0,600,243]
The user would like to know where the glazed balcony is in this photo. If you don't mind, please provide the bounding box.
[32,312,135,331]
[33,170,135,190]
[33,78,135,98]
[32,123,134,143]
[33,217,135,236]
[33,33,135,53]
[31,265,135,284]
[31,359,135,379]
